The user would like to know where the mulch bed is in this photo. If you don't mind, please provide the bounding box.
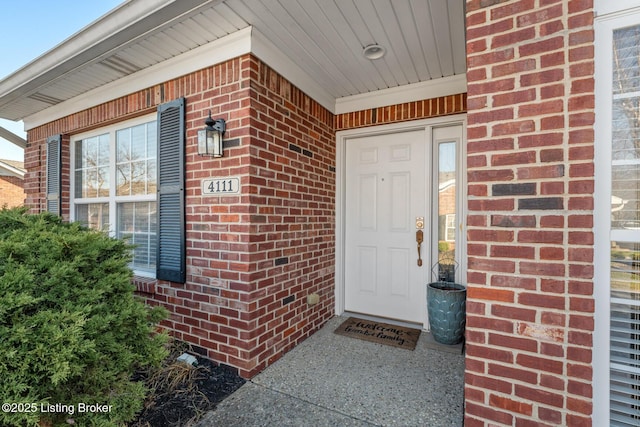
[130,342,245,427]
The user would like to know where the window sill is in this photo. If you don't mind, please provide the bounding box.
[133,275,157,295]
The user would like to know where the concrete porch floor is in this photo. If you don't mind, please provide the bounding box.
[196,315,465,427]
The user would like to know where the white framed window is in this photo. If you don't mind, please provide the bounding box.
[595,9,640,426]
[445,213,456,242]
[71,115,157,277]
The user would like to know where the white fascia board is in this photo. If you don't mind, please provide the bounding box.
[0,0,178,98]
[24,27,252,130]
[0,126,27,149]
[334,74,467,115]
[250,28,336,114]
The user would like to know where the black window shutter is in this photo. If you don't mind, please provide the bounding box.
[46,135,62,215]
[156,98,186,283]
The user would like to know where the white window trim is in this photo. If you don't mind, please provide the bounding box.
[445,213,456,242]
[70,113,157,278]
[594,8,640,425]
[596,2,640,18]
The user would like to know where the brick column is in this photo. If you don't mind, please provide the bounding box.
[465,1,595,425]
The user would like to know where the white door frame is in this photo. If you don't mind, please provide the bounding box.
[335,114,467,329]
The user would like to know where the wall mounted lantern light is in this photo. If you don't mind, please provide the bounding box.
[197,111,226,157]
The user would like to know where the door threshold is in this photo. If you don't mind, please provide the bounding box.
[342,311,425,331]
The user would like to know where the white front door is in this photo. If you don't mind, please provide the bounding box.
[344,129,427,323]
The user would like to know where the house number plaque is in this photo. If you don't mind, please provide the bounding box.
[202,177,240,195]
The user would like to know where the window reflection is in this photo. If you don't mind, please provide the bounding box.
[438,141,456,282]
[116,123,157,196]
[75,203,109,231]
[611,242,640,299]
[612,28,640,229]
[74,134,109,198]
[610,25,640,424]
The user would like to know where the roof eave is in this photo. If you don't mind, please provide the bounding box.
[22,27,254,130]
[0,162,25,179]
[0,126,26,149]
[0,0,218,121]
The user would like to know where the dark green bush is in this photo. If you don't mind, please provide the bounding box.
[0,208,167,427]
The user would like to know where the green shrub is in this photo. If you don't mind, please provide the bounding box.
[0,208,167,427]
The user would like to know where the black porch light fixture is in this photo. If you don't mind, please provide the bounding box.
[197,111,226,157]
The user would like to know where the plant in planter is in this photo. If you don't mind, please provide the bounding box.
[427,254,466,345]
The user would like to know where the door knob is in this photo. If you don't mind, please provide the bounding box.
[416,230,424,267]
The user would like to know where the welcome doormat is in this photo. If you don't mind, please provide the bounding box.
[334,317,421,350]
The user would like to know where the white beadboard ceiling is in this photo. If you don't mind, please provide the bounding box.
[0,0,466,122]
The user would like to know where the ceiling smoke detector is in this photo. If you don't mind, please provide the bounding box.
[363,44,386,60]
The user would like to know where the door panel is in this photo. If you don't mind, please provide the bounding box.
[390,172,410,230]
[357,246,377,293]
[358,174,377,230]
[345,130,427,323]
[389,248,410,296]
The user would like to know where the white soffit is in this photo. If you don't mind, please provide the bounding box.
[24,27,253,130]
[2,0,228,122]
[25,25,466,130]
[24,26,335,129]
[17,0,468,129]
[250,28,336,114]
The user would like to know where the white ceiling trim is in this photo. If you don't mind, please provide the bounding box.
[335,74,467,115]
[24,27,253,130]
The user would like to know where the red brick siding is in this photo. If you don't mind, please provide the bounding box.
[335,93,466,131]
[465,0,595,425]
[242,58,336,374]
[0,175,24,207]
[25,54,335,378]
[160,55,257,376]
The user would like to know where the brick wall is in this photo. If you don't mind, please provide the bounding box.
[465,0,595,425]
[240,57,336,373]
[0,175,24,207]
[335,93,466,131]
[25,54,335,378]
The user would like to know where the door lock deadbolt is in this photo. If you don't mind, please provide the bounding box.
[415,217,424,229]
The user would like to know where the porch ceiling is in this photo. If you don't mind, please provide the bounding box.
[0,0,466,123]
